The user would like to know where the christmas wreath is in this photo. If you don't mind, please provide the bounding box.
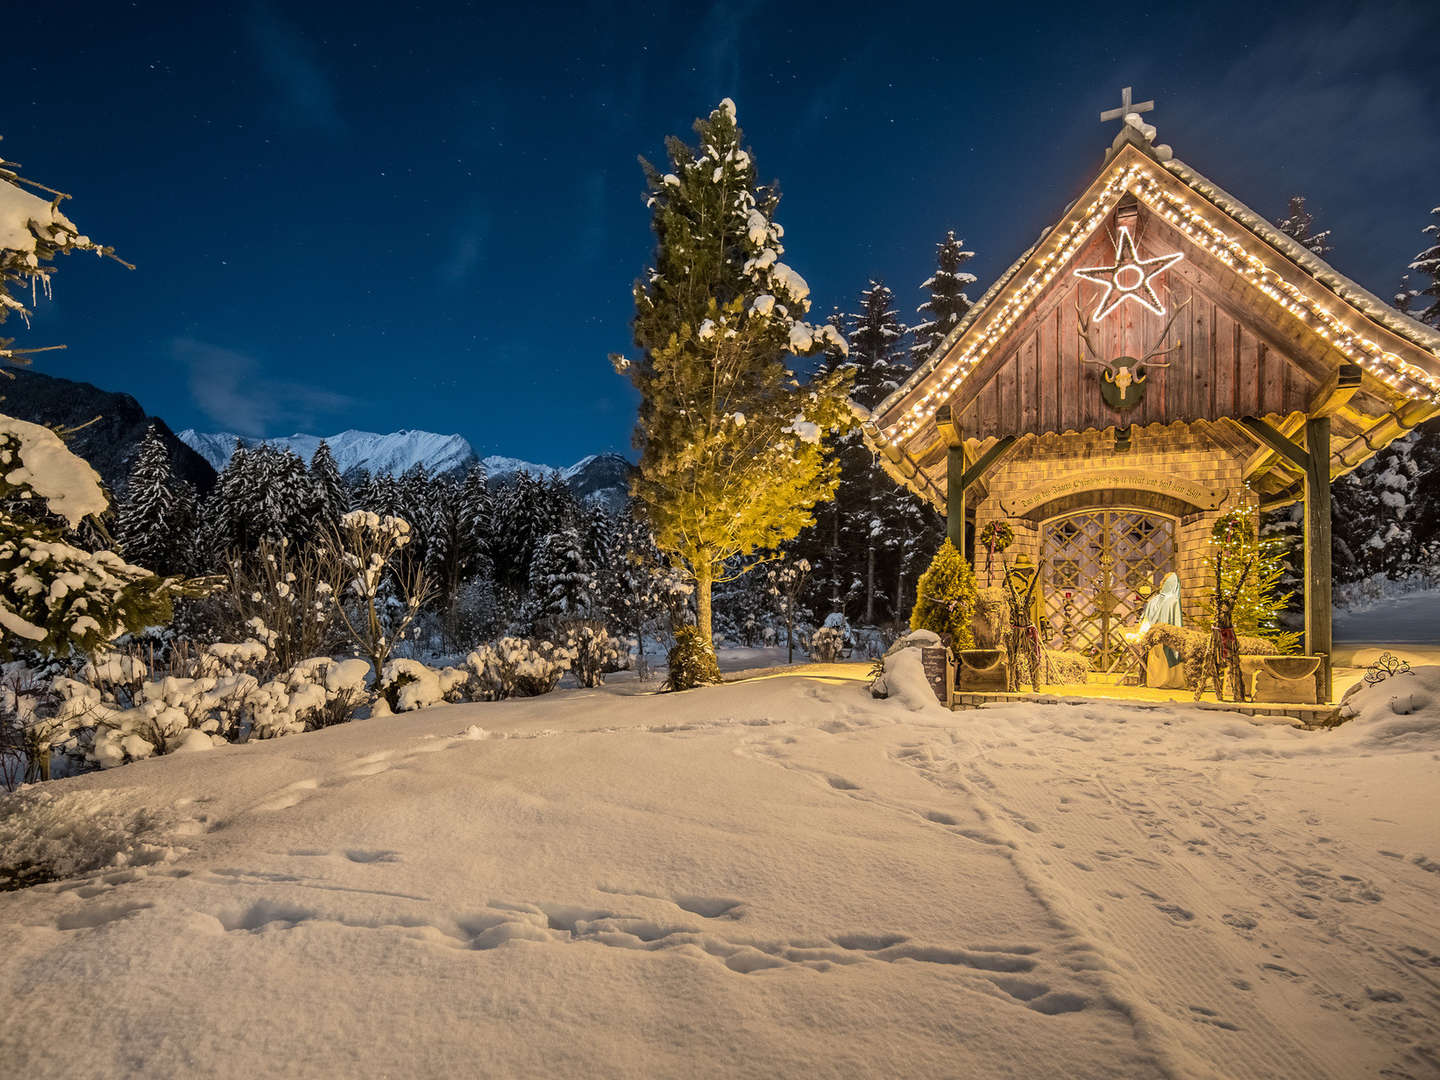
[979,520,1015,585]
[979,521,1015,551]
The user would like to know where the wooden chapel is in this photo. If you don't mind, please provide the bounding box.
[860,92,1440,699]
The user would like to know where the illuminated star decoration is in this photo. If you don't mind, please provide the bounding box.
[1073,225,1183,320]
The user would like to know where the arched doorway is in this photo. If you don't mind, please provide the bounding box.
[1040,509,1176,668]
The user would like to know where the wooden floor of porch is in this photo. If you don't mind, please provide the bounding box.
[950,683,1340,726]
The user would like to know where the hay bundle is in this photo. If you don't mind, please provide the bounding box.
[1138,625,1271,690]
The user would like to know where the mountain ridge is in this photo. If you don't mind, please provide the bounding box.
[177,429,632,510]
[1,368,217,496]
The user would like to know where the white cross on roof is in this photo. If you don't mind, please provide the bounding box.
[1100,86,1154,127]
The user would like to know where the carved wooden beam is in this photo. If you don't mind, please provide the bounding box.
[1241,413,1305,480]
[934,404,963,448]
[1235,416,1310,474]
[1307,363,1363,418]
[960,434,1017,491]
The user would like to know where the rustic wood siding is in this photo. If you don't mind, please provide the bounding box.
[950,209,1315,438]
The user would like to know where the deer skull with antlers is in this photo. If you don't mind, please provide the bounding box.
[1075,293,1190,411]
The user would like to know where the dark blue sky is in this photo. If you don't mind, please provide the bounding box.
[5,0,1437,465]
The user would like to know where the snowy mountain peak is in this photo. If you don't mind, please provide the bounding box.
[177,428,477,478]
[176,430,632,508]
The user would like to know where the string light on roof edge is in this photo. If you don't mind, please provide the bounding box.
[878,163,1440,447]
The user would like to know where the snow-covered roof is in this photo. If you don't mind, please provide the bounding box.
[868,126,1440,445]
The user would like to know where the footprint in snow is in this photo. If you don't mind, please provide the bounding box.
[1154,903,1195,923]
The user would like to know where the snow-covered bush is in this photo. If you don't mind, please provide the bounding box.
[809,625,846,663]
[850,625,890,660]
[665,625,721,691]
[0,787,173,893]
[565,622,624,688]
[466,637,574,700]
[379,657,469,712]
[42,640,376,769]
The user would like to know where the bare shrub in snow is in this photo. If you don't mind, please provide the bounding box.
[808,625,845,663]
[0,667,56,787]
[0,787,172,892]
[227,538,336,672]
[318,512,433,686]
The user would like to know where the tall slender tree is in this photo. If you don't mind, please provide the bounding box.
[616,98,852,653]
[309,440,348,531]
[911,231,976,363]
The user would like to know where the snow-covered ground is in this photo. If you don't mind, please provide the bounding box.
[2,663,1438,1079]
[1335,586,1440,647]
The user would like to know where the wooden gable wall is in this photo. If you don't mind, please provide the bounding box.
[950,207,1325,441]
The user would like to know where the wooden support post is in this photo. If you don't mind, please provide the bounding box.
[936,406,966,557]
[1304,415,1332,702]
[946,446,967,557]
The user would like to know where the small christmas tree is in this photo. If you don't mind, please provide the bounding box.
[908,538,978,651]
[1204,504,1299,653]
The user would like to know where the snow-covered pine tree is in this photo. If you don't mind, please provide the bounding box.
[911,231,976,364]
[1258,501,1302,624]
[392,463,437,577]
[580,503,620,623]
[1365,439,1420,576]
[202,443,322,563]
[0,145,126,363]
[1409,418,1440,565]
[116,424,197,576]
[617,99,853,653]
[491,470,566,590]
[253,445,323,551]
[844,282,910,622]
[1408,205,1440,328]
[1394,274,1418,317]
[355,470,404,519]
[847,281,909,408]
[309,440,348,531]
[1331,468,1379,583]
[529,523,594,629]
[457,463,493,563]
[200,441,253,564]
[1275,195,1333,258]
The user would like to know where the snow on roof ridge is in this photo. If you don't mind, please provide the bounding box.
[1159,153,1440,361]
[867,136,1440,430]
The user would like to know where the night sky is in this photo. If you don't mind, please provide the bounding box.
[5,0,1437,466]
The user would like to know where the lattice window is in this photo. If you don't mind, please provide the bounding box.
[1040,510,1176,668]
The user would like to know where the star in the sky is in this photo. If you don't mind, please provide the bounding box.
[1073,225,1183,320]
